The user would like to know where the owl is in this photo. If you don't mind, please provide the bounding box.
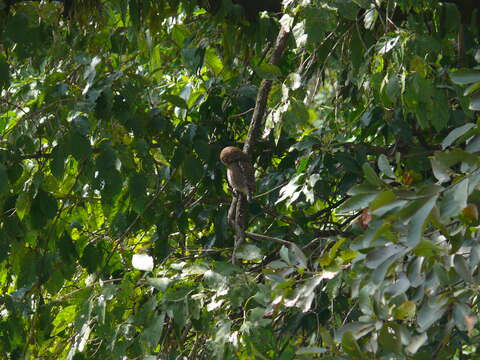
[220,146,256,202]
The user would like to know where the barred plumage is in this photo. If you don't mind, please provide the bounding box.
[220,146,255,202]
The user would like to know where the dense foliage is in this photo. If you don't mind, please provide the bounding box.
[1,0,480,358]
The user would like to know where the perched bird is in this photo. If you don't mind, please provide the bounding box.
[220,146,256,202]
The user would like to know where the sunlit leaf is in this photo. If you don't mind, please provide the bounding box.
[132,253,154,272]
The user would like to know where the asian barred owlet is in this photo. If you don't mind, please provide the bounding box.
[220,146,256,202]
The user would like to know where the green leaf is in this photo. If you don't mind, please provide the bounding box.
[430,158,450,183]
[336,192,378,213]
[286,72,302,90]
[365,244,404,269]
[385,272,410,297]
[139,312,165,347]
[470,91,480,111]
[453,254,472,283]
[453,303,473,332]
[100,168,123,200]
[464,81,480,96]
[372,253,402,284]
[341,331,366,358]
[362,162,383,187]
[171,24,190,46]
[236,244,262,261]
[254,63,282,80]
[407,196,438,247]
[352,0,371,8]
[414,238,443,257]
[441,123,476,149]
[163,94,188,109]
[129,173,148,213]
[347,184,379,196]
[69,131,92,162]
[51,145,66,179]
[364,8,378,29]
[393,301,416,320]
[336,322,375,342]
[32,189,58,223]
[181,47,205,72]
[378,324,401,353]
[290,244,308,269]
[449,69,480,85]
[0,55,10,89]
[417,296,448,332]
[80,243,103,273]
[183,155,203,181]
[377,154,395,178]
[204,47,223,76]
[15,191,30,220]
[405,333,428,355]
[147,277,172,291]
[369,190,396,211]
[335,0,359,20]
[440,178,468,218]
[0,164,10,196]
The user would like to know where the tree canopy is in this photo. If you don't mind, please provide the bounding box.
[1,0,480,358]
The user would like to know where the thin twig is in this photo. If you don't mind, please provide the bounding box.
[245,231,294,246]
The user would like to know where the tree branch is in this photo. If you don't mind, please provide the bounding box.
[243,25,290,157]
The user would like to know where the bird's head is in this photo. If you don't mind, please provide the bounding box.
[220,146,246,165]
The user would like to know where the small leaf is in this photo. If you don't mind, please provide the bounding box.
[163,94,188,109]
[441,123,476,149]
[362,162,383,186]
[464,81,480,96]
[372,254,401,284]
[147,277,171,291]
[430,158,450,183]
[407,195,438,247]
[393,301,416,320]
[204,47,223,76]
[286,72,302,90]
[417,296,448,332]
[461,203,479,223]
[405,333,428,355]
[470,91,480,111]
[139,312,165,347]
[377,154,395,178]
[385,272,410,297]
[235,244,262,261]
[440,178,468,218]
[15,192,30,220]
[69,132,92,162]
[414,238,444,257]
[449,69,480,85]
[370,190,396,211]
[347,184,379,196]
[341,331,366,358]
[365,244,404,269]
[454,254,472,283]
[337,192,378,213]
[453,303,474,333]
[290,244,308,269]
[378,324,401,353]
